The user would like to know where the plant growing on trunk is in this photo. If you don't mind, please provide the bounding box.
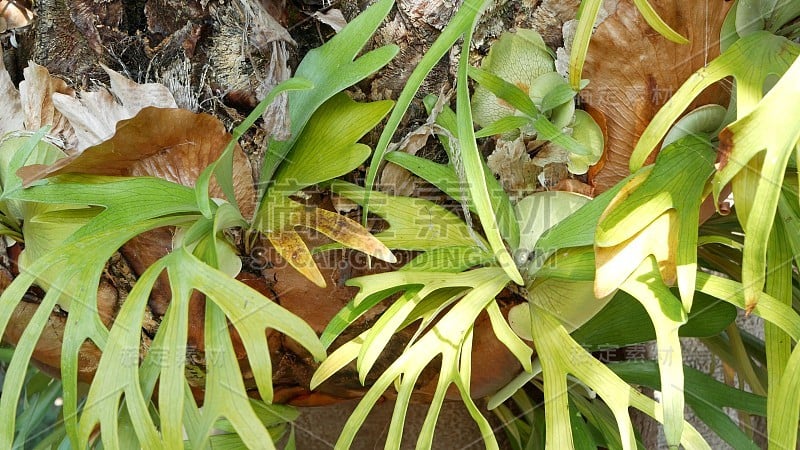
[0,0,799,448]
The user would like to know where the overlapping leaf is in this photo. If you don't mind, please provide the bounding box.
[257,0,399,189]
[527,303,709,450]
[596,135,716,311]
[0,175,201,447]
[312,267,523,449]
[79,248,323,449]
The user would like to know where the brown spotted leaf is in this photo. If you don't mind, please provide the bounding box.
[268,230,327,288]
[582,0,732,192]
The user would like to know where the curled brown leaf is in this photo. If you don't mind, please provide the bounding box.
[19,106,255,216]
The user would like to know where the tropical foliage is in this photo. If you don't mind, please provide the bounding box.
[0,0,799,449]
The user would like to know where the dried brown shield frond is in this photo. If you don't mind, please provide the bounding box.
[582,0,732,192]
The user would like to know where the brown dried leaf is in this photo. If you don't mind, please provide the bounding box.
[486,137,541,201]
[379,124,435,196]
[19,107,256,217]
[313,9,348,33]
[0,0,33,30]
[554,178,594,197]
[52,65,178,150]
[582,0,732,193]
[19,62,76,147]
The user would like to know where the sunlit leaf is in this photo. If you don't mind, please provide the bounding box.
[596,136,716,310]
[313,267,511,449]
[620,258,687,447]
[581,0,732,192]
[713,55,800,310]
[456,26,523,285]
[631,31,798,171]
[528,303,710,450]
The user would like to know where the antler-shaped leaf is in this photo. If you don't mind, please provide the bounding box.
[312,267,521,449]
[0,175,201,447]
[618,258,688,447]
[79,248,324,449]
[527,303,708,450]
[257,0,399,188]
[712,55,800,311]
[596,136,716,310]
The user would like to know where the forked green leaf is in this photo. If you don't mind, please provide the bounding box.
[596,136,716,310]
[713,55,800,310]
[271,92,393,193]
[258,0,398,190]
[0,175,200,446]
[456,26,523,285]
[528,303,710,450]
[320,268,510,450]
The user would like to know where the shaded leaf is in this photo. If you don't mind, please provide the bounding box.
[471,29,555,128]
[272,92,393,193]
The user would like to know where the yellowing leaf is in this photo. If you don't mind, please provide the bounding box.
[596,206,676,299]
[330,181,485,251]
[268,230,326,288]
[595,136,715,310]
